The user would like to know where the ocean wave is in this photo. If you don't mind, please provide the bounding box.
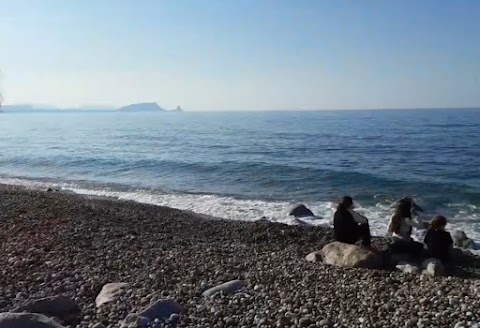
[1,176,479,251]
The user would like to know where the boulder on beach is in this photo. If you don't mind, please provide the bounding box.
[12,296,78,319]
[121,314,150,328]
[321,241,383,269]
[451,230,476,250]
[140,298,182,321]
[95,283,129,308]
[0,312,65,328]
[121,299,182,327]
[288,204,314,218]
[422,258,445,277]
[202,280,244,297]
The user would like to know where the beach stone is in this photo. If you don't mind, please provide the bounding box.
[422,258,445,277]
[121,314,150,328]
[202,280,244,297]
[12,296,79,318]
[288,204,314,218]
[321,241,383,269]
[0,312,65,328]
[452,230,476,250]
[396,262,421,274]
[305,250,322,262]
[169,313,180,322]
[92,324,106,328]
[138,298,182,321]
[95,283,129,307]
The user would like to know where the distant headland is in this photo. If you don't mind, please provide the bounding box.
[117,102,182,112]
[0,102,183,113]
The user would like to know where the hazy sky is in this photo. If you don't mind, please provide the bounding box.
[1,0,479,111]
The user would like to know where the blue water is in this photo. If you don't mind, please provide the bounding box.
[1,109,479,239]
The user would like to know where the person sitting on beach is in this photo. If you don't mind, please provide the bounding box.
[424,215,453,262]
[386,198,425,255]
[333,196,371,247]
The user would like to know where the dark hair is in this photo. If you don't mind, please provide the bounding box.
[389,198,412,234]
[431,215,447,230]
[337,196,353,211]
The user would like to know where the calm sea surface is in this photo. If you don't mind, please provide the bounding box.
[1,109,479,240]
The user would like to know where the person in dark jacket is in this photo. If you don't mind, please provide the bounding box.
[333,196,371,247]
[424,215,453,261]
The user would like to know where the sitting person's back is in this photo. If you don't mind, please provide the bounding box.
[334,207,357,244]
[424,215,453,261]
[333,196,371,247]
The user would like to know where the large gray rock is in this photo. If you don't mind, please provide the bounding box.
[121,314,150,328]
[138,298,182,321]
[96,283,129,308]
[202,280,244,297]
[0,312,65,328]
[321,242,383,269]
[422,258,445,277]
[451,230,476,250]
[288,204,314,218]
[121,299,182,327]
[12,296,78,318]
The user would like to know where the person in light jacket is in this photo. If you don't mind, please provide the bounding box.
[387,198,425,255]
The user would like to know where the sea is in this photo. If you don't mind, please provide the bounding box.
[1,109,479,243]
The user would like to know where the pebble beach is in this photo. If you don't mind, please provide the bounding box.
[1,184,480,328]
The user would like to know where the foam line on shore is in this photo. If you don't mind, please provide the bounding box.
[1,176,479,251]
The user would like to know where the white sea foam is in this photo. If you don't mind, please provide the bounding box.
[2,177,480,251]
[57,184,480,246]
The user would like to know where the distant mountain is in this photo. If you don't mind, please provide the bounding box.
[1,104,117,113]
[1,105,59,113]
[117,102,183,112]
[0,102,182,113]
[117,102,166,112]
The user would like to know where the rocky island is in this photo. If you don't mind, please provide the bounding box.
[117,103,182,112]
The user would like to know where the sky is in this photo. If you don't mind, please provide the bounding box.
[0,0,479,111]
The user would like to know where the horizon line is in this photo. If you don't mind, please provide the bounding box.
[1,104,480,113]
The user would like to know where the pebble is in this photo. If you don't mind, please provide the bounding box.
[1,186,480,328]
